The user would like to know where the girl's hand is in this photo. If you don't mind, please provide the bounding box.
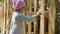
[36,9,42,16]
[32,9,42,17]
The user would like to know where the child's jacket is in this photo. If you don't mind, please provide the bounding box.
[10,11,35,34]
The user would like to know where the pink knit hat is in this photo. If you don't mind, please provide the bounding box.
[12,0,25,10]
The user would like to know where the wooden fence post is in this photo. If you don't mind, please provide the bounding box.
[1,0,5,34]
[34,0,38,34]
[6,0,10,34]
[2,1,6,34]
[40,0,45,34]
[28,0,32,34]
[48,0,56,34]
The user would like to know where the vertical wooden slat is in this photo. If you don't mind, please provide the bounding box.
[47,0,50,6]
[3,1,5,34]
[1,1,5,34]
[34,0,38,34]
[26,0,29,34]
[40,0,45,34]
[23,22,27,34]
[1,1,2,34]
[9,0,12,34]
[6,0,10,34]
[0,1,2,34]
[28,0,32,34]
[10,0,12,13]
[6,0,8,34]
[4,1,6,34]
[2,1,6,34]
[48,0,56,34]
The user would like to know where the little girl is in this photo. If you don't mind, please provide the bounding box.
[10,0,41,34]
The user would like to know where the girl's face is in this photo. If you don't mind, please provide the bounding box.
[20,5,25,12]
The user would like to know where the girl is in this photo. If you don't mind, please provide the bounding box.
[10,0,41,34]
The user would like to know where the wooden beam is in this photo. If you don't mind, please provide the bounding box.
[48,0,56,34]
[1,1,4,34]
[6,0,10,34]
[28,0,32,34]
[34,0,38,34]
[2,1,6,34]
[40,0,45,34]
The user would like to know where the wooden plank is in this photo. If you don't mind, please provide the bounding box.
[0,6,1,34]
[23,22,27,34]
[28,0,32,34]
[40,0,45,34]
[0,2,2,33]
[3,1,6,34]
[1,1,4,34]
[48,0,56,34]
[6,0,10,34]
[34,0,38,34]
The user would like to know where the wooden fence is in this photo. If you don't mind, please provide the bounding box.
[0,0,57,34]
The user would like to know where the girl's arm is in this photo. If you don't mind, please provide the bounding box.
[18,10,41,22]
